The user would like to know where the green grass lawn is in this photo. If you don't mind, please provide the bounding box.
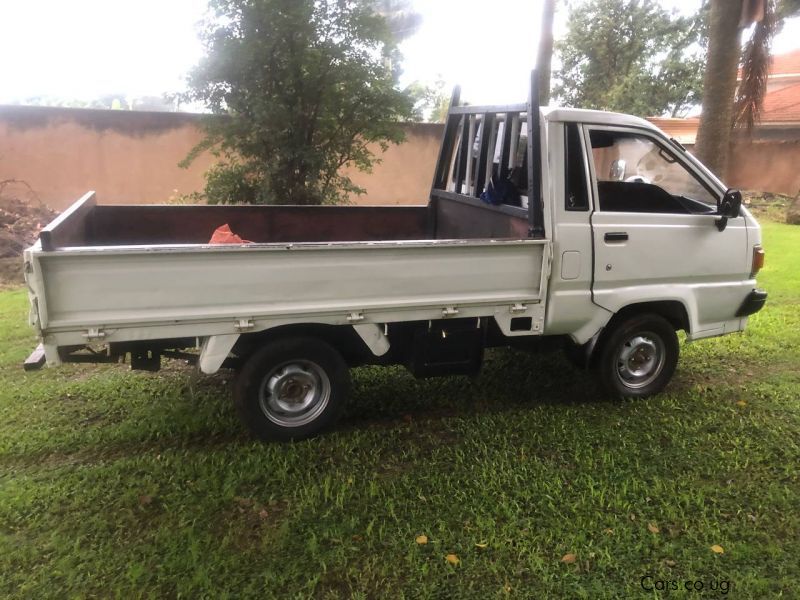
[1,222,798,599]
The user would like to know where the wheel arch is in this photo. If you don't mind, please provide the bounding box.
[586,300,689,368]
[233,323,373,368]
[606,300,690,334]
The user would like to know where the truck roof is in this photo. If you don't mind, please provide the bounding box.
[543,107,658,132]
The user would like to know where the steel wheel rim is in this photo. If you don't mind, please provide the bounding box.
[258,360,331,427]
[614,332,666,390]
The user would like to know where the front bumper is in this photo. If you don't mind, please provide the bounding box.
[736,288,768,317]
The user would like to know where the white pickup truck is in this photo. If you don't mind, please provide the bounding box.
[23,76,767,441]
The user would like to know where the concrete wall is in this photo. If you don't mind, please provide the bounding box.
[0,106,443,211]
[727,140,800,197]
[342,122,443,205]
[2,105,798,212]
[0,107,217,209]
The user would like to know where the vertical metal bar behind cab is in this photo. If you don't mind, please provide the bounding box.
[429,86,461,237]
[464,115,476,195]
[527,70,545,238]
[453,116,470,194]
[498,114,513,180]
[474,112,495,198]
[431,86,462,191]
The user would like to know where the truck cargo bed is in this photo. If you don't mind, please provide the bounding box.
[38,191,531,250]
[25,192,549,355]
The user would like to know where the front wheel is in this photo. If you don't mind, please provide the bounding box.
[234,337,350,441]
[595,313,679,398]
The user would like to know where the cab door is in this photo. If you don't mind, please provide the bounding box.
[544,121,601,340]
[585,125,750,337]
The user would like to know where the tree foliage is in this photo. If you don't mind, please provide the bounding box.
[183,0,414,205]
[374,0,422,79]
[778,0,800,19]
[374,0,422,41]
[735,0,800,130]
[554,0,706,117]
[734,0,777,131]
[404,78,450,123]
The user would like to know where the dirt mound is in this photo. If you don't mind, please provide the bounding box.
[0,182,59,285]
[742,191,795,222]
[0,182,59,259]
[787,194,800,225]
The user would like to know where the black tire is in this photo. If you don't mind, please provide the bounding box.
[594,313,679,399]
[234,337,350,442]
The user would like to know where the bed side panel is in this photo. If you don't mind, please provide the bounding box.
[434,196,529,239]
[37,242,546,334]
[87,205,430,245]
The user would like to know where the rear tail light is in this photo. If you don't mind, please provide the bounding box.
[751,245,765,278]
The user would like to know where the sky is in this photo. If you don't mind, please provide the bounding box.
[0,0,207,103]
[1,0,799,107]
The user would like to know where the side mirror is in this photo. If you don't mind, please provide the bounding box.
[716,189,742,231]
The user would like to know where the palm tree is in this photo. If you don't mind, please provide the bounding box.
[693,0,745,178]
[695,0,800,178]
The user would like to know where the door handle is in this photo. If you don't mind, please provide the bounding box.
[604,232,628,243]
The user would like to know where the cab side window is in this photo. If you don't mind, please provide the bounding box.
[565,123,589,211]
[589,130,718,214]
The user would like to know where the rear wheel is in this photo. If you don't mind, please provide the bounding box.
[595,313,679,398]
[234,337,350,441]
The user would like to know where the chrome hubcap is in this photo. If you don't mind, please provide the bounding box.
[258,360,330,427]
[615,333,665,389]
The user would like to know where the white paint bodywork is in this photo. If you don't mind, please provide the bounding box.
[24,107,761,368]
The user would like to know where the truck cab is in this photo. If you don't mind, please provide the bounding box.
[429,89,765,361]
[543,108,764,345]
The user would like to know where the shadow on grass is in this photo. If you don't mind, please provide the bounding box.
[165,347,610,443]
[0,347,627,470]
[341,347,605,431]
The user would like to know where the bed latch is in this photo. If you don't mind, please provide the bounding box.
[82,327,106,342]
[235,318,255,332]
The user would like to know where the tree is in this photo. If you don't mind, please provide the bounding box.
[374,0,422,79]
[695,0,800,177]
[374,0,422,41]
[183,0,415,206]
[404,78,450,123]
[693,0,745,176]
[131,95,180,112]
[553,0,705,117]
[374,0,422,44]
[538,0,556,105]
